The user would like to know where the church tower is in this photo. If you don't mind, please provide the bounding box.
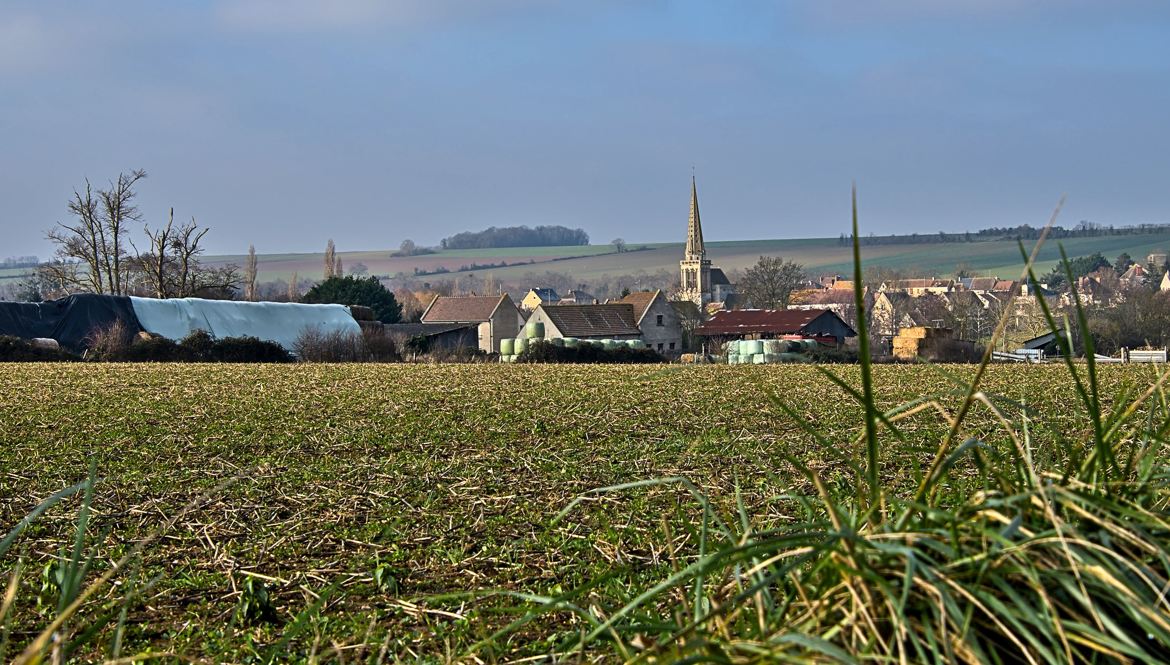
[679,176,712,306]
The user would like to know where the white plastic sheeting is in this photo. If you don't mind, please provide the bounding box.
[130,297,360,351]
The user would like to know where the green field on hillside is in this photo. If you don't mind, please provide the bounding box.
[213,231,1170,285]
[10,232,1170,290]
[1,362,1163,661]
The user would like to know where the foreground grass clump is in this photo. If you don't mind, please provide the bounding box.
[0,361,1166,662]
[480,200,1170,662]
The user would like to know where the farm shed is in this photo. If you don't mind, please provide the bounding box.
[0,294,143,351]
[618,290,683,355]
[694,308,855,349]
[383,322,478,352]
[129,297,360,351]
[420,293,523,353]
[524,303,642,341]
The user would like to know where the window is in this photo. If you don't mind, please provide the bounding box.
[656,314,664,326]
[669,342,676,350]
[657,343,664,351]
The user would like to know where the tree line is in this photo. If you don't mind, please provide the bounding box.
[439,225,589,249]
[841,221,1170,247]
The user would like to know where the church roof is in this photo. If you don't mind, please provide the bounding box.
[710,268,730,285]
[684,176,705,259]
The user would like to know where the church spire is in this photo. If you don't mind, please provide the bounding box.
[685,175,705,259]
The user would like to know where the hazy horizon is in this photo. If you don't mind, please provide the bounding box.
[3,1,1168,259]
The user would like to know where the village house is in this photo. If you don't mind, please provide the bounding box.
[694,308,855,350]
[880,278,956,296]
[523,303,642,341]
[558,289,598,305]
[617,290,684,355]
[420,293,524,353]
[519,287,560,311]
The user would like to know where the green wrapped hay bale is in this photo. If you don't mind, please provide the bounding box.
[763,353,781,363]
[729,353,741,364]
[525,320,545,339]
[724,340,739,355]
[500,338,515,356]
[602,339,620,350]
[742,340,764,355]
[752,353,766,364]
[779,352,807,362]
[763,339,783,354]
[563,337,579,348]
[514,337,528,354]
[549,337,564,347]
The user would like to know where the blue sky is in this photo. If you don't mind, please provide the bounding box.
[2,0,1168,257]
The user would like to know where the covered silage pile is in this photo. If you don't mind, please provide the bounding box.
[0,294,143,352]
[130,297,360,352]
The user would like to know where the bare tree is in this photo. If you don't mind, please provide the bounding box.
[43,169,147,295]
[244,244,258,301]
[324,239,336,279]
[612,238,626,253]
[288,271,299,301]
[136,207,177,298]
[394,288,424,322]
[132,211,239,299]
[334,255,343,278]
[739,256,805,309]
[399,239,416,256]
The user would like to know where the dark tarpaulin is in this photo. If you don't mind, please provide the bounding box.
[0,294,143,351]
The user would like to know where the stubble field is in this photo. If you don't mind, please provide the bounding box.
[0,363,1158,661]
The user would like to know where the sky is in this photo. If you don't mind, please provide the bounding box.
[2,0,1169,257]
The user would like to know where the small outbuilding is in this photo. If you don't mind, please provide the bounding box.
[382,322,479,353]
[420,294,523,353]
[694,308,856,349]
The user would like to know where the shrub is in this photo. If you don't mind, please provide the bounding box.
[85,319,135,360]
[293,327,399,362]
[86,327,291,363]
[301,276,402,323]
[0,335,76,361]
[206,335,292,363]
[517,340,665,364]
[119,335,193,362]
[179,329,215,358]
[428,345,492,363]
[361,326,400,362]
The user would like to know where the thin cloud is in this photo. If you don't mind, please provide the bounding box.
[0,8,124,76]
[214,0,543,33]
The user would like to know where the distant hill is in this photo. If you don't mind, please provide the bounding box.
[204,230,1170,285]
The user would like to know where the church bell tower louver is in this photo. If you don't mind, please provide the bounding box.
[679,176,712,306]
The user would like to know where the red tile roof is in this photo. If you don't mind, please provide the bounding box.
[421,295,505,323]
[617,290,660,323]
[695,308,853,336]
